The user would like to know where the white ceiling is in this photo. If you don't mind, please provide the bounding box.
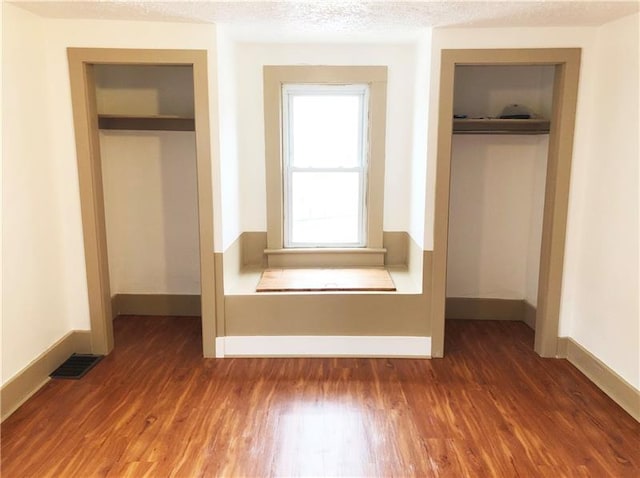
[11,0,640,33]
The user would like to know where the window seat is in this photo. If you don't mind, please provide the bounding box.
[256,268,396,292]
[225,266,421,296]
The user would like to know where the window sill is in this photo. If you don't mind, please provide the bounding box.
[264,247,386,267]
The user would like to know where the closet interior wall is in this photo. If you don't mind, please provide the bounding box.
[446,65,555,327]
[95,65,201,315]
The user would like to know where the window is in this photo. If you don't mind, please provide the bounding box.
[263,66,387,267]
[282,84,369,248]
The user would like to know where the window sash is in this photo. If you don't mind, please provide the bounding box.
[282,84,369,248]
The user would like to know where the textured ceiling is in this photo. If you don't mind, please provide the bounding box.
[12,1,640,32]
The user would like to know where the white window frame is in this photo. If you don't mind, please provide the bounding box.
[282,84,370,248]
[263,66,387,268]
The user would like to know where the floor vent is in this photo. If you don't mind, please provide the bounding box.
[50,354,103,379]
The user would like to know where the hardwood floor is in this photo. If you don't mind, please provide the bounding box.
[2,317,638,477]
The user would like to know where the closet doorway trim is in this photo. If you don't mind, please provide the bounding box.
[68,48,217,357]
[431,48,581,358]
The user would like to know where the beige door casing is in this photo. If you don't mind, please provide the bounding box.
[431,48,581,358]
[68,48,217,357]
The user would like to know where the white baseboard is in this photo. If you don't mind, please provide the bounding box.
[1,330,92,422]
[215,335,431,358]
[558,337,640,422]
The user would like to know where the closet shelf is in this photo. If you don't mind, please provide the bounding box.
[97,114,195,131]
[453,118,550,135]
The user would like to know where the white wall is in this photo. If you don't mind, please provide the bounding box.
[446,66,551,303]
[425,26,599,255]
[4,5,637,392]
[2,9,222,384]
[96,65,201,295]
[40,16,221,326]
[231,40,420,235]
[426,26,598,335]
[0,1,4,367]
[525,144,547,306]
[447,135,548,301]
[428,19,639,388]
[569,13,639,389]
[101,131,201,295]
[409,30,432,248]
[216,26,242,250]
[2,4,71,384]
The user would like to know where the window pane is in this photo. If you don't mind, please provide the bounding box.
[290,172,361,245]
[291,95,361,168]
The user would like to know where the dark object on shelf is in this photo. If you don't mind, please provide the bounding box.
[499,103,533,119]
[50,354,104,379]
[453,118,550,135]
[453,114,468,119]
[500,114,531,119]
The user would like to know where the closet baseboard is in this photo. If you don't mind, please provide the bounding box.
[112,294,201,317]
[445,297,529,322]
[523,301,537,329]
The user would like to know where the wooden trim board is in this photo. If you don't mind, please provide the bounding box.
[1,331,92,421]
[265,248,386,268]
[112,294,201,317]
[237,231,410,270]
[558,337,640,422]
[97,114,195,131]
[452,118,550,134]
[263,66,387,256]
[67,48,217,357]
[445,297,525,321]
[431,48,581,358]
[256,268,396,292]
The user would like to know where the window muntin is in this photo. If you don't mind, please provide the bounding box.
[282,84,369,248]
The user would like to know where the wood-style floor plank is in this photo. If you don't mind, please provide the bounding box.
[2,317,638,477]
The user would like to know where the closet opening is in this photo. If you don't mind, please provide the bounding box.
[95,64,201,340]
[68,49,216,358]
[445,64,554,344]
[430,49,581,358]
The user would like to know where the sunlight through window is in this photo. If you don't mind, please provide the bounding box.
[283,84,369,247]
